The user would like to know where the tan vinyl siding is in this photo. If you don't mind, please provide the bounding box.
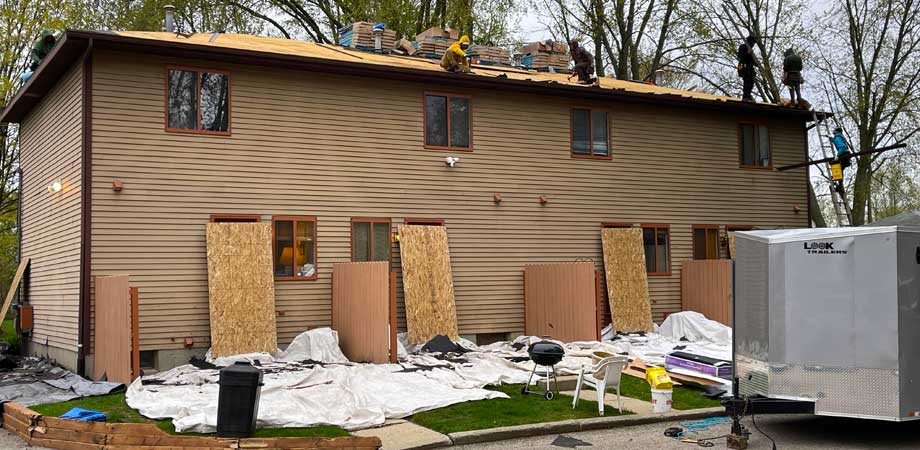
[20,62,84,352]
[90,50,807,351]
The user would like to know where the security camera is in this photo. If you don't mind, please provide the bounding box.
[445,156,460,167]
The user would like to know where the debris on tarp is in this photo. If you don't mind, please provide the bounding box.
[0,357,124,406]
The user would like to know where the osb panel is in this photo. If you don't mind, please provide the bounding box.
[728,231,737,259]
[206,223,277,357]
[332,261,391,363]
[397,225,458,344]
[601,228,653,333]
[681,259,732,326]
[524,262,598,342]
[92,275,133,384]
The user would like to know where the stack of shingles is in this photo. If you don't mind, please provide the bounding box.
[519,41,570,72]
[470,45,511,66]
[339,22,397,51]
[414,26,459,58]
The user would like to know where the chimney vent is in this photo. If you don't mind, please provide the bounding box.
[164,5,177,32]
[373,27,384,51]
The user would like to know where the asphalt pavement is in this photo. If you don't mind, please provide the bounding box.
[451,414,920,450]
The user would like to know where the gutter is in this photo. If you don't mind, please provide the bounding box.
[77,38,93,376]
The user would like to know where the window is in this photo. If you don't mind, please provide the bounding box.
[692,225,721,260]
[572,108,610,158]
[404,218,445,226]
[167,67,230,134]
[272,216,317,280]
[424,94,471,150]
[739,124,770,168]
[353,218,391,263]
[642,225,670,275]
[210,214,260,223]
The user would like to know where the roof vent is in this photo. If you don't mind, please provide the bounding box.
[164,5,177,33]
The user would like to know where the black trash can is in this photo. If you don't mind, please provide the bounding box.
[216,361,263,438]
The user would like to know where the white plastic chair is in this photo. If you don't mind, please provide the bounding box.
[572,355,628,415]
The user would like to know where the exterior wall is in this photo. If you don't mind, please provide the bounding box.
[90,50,808,355]
[20,61,84,369]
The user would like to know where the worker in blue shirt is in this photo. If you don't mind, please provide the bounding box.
[831,127,852,168]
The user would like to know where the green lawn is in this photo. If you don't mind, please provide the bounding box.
[618,375,723,410]
[30,393,349,438]
[1,319,19,351]
[411,384,632,434]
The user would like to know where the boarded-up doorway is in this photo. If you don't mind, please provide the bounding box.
[680,259,732,325]
[332,261,396,363]
[93,275,134,384]
[524,262,601,342]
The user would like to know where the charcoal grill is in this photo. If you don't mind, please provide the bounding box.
[521,340,564,400]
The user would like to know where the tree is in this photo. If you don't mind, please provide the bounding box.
[815,0,920,225]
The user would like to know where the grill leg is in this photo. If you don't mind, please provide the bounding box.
[523,364,539,395]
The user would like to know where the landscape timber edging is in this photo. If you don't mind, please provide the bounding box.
[444,407,726,447]
[1,402,382,450]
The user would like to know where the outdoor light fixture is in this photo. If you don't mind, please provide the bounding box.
[47,180,62,193]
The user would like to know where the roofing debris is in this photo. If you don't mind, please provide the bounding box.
[0,357,124,407]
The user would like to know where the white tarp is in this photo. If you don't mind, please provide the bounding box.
[127,320,732,432]
[657,311,732,346]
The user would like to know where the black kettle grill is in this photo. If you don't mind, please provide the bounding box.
[521,339,565,400]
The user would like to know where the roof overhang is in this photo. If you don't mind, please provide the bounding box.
[2,30,818,124]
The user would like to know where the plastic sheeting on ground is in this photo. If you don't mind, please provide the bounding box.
[127,318,733,433]
[0,357,124,406]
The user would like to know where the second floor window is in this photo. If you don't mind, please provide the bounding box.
[167,68,230,134]
[739,123,770,168]
[425,94,471,150]
[572,108,609,158]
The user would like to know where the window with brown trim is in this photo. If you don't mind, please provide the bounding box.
[692,225,721,260]
[404,218,445,226]
[642,225,670,275]
[424,94,471,150]
[739,123,771,168]
[210,214,260,223]
[572,108,610,158]
[166,67,230,134]
[352,218,391,263]
[272,216,317,280]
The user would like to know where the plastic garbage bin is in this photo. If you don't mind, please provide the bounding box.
[216,361,263,438]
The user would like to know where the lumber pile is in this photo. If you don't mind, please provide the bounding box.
[470,45,511,66]
[519,41,570,72]
[339,22,396,51]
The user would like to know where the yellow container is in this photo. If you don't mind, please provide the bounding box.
[831,163,843,181]
[645,366,673,390]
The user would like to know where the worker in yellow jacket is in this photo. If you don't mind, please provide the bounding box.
[441,35,472,73]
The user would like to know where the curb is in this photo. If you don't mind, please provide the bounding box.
[439,407,726,447]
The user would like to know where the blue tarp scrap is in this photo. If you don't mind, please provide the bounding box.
[60,407,107,422]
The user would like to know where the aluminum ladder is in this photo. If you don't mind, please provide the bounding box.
[811,110,852,226]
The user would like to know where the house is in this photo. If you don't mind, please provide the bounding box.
[1,30,811,374]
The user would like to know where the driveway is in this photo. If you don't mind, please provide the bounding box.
[453,414,920,450]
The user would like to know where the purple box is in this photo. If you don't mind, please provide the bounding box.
[664,352,733,380]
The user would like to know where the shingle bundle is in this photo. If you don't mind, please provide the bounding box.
[519,41,571,72]
[339,22,396,51]
[470,45,511,66]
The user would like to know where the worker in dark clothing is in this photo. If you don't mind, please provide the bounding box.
[782,48,804,106]
[568,40,596,85]
[30,29,58,71]
[737,35,757,101]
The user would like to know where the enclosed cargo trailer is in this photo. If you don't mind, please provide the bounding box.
[734,226,920,421]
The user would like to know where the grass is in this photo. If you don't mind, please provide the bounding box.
[617,375,723,410]
[411,384,632,434]
[30,393,350,438]
[1,318,19,351]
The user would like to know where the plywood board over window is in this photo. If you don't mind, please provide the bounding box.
[601,228,653,333]
[398,224,458,344]
[206,222,277,357]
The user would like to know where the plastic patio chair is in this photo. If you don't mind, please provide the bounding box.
[572,355,628,415]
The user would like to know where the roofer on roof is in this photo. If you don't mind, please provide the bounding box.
[31,29,59,71]
[737,35,757,101]
[782,48,805,107]
[441,35,472,73]
[568,40,596,85]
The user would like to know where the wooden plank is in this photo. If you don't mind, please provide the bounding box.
[680,260,732,326]
[523,262,597,342]
[0,258,30,323]
[397,225,458,345]
[206,222,277,357]
[130,287,140,380]
[601,228,653,333]
[331,262,390,363]
[93,275,133,384]
[389,271,397,363]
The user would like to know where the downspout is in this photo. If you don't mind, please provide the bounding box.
[77,38,93,376]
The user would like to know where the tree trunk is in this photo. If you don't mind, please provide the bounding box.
[851,155,872,226]
[808,183,827,227]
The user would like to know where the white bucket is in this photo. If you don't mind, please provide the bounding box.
[651,388,673,413]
